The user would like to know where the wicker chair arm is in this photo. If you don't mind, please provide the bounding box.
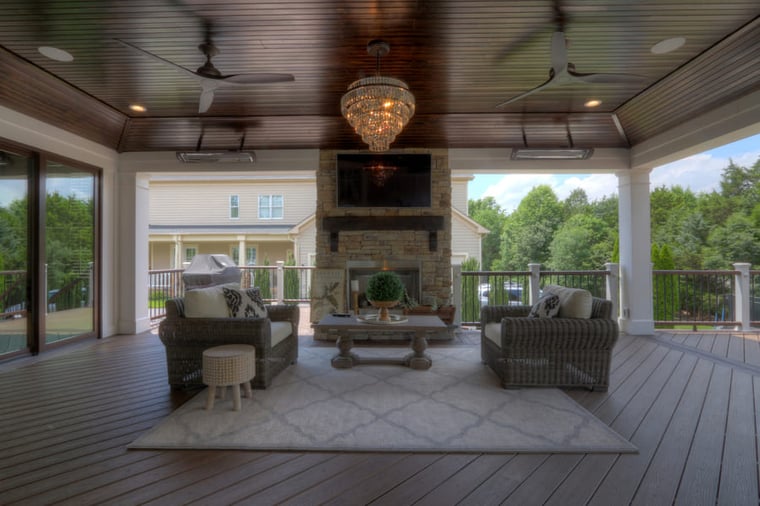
[500,317,619,349]
[481,305,532,323]
[266,304,300,325]
[158,316,272,349]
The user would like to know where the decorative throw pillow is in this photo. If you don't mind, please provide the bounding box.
[543,284,593,319]
[183,282,240,318]
[528,293,561,318]
[223,287,268,319]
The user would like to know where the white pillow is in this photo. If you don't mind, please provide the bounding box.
[543,285,593,319]
[223,287,268,319]
[183,283,239,318]
[528,293,560,318]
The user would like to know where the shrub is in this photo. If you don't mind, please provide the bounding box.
[365,271,404,302]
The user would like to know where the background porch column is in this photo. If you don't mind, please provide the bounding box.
[117,171,151,334]
[617,169,655,335]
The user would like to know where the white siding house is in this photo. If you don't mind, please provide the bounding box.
[148,171,487,269]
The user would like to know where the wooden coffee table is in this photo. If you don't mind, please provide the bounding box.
[315,314,447,370]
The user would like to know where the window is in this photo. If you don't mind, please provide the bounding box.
[229,195,239,219]
[246,247,257,266]
[258,195,283,219]
[184,246,197,263]
[231,246,257,266]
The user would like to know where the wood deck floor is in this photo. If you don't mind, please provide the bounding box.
[1,328,759,505]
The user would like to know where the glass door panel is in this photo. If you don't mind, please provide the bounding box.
[0,149,31,355]
[45,161,95,344]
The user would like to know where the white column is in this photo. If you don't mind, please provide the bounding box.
[117,171,151,335]
[238,238,246,265]
[605,262,620,319]
[276,260,285,304]
[617,169,655,335]
[528,263,541,305]
[733,263,751,331]
[174,236,183,269]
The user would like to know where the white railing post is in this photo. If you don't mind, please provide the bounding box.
[451,263,462,325]
[528,263,541,305]
[276,260,285,304]
[733,262,751,331]
[605,262,620,319]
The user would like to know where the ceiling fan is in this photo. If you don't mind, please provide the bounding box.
[116,23,294,113]
[496,1,646,108]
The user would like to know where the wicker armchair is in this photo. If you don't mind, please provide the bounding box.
[158,298,299,389]
[480,297,618,391]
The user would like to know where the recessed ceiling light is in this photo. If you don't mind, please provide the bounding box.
[585,99,602,108]
[651,37,686,55]
[38,46,74,62]
[129,104,147,113]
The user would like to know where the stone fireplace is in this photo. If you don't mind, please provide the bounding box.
[314,148,452,318]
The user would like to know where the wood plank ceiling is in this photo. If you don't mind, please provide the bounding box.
[0,1,757,153]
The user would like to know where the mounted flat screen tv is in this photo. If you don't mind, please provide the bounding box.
[336,153,432,207]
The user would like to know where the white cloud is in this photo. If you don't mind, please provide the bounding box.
[482,173,618,213]
[650,149,760,194]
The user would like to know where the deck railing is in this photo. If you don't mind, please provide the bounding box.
[458,264,614,326]
[144,262,758,329]
[148,263,315,320]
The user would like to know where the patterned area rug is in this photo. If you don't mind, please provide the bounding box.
[130,346,636,453]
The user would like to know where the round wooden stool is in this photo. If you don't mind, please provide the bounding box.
[202,344,256,411]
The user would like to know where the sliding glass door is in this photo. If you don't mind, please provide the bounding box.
[0,148,32,356]
[0,139,99,357]
[44,161,96,345]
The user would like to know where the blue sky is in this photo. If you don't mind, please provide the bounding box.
[468,133,760,213]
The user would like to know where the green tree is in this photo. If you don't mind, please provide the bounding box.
[283,252,300,303]
[253,257,272,299]
[548,214,612,270]
[497,185,563,270]
[460,257,480,322]
[562,188,590,220]
[468,196,506,270]
[703,212,760,269]
[652,243,678,323]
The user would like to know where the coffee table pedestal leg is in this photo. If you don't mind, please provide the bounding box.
[404,331,432,370]
[332,334,359,369]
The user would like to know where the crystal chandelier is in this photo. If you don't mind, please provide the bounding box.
[340,40,415,152]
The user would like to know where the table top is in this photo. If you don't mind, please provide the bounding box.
[315,313,447,331]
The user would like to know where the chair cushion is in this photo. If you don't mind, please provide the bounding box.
[270,321,292,347]
[484,322,502,346]
[528,293,560,318]
[223,287,268,318]
[543,285,593,319]
[183,283,240,318]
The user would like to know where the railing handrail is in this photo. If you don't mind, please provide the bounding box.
[143,264,758,330]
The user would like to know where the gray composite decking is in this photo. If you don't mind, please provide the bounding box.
[0,328,759,505]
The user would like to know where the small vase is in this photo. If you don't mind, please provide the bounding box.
[370,300,398,322]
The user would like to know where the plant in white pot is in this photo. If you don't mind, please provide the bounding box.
[365,271,405,321]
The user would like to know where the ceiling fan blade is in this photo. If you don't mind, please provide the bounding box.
[550,31,568,73]
[495,76,556,108]
[198,81,221,113]
[115,39,199,80]
[223,73,295,85]
[569,70,648,84]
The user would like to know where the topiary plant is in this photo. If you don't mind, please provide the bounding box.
[365,271,404,302]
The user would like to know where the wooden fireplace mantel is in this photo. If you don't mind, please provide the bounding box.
[322,216,444,252]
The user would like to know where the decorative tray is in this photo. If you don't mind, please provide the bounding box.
[357,314,409,325]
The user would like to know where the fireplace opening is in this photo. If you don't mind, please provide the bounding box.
[346,259,421,313]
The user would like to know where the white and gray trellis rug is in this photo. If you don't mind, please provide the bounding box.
[130,346,636,454]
